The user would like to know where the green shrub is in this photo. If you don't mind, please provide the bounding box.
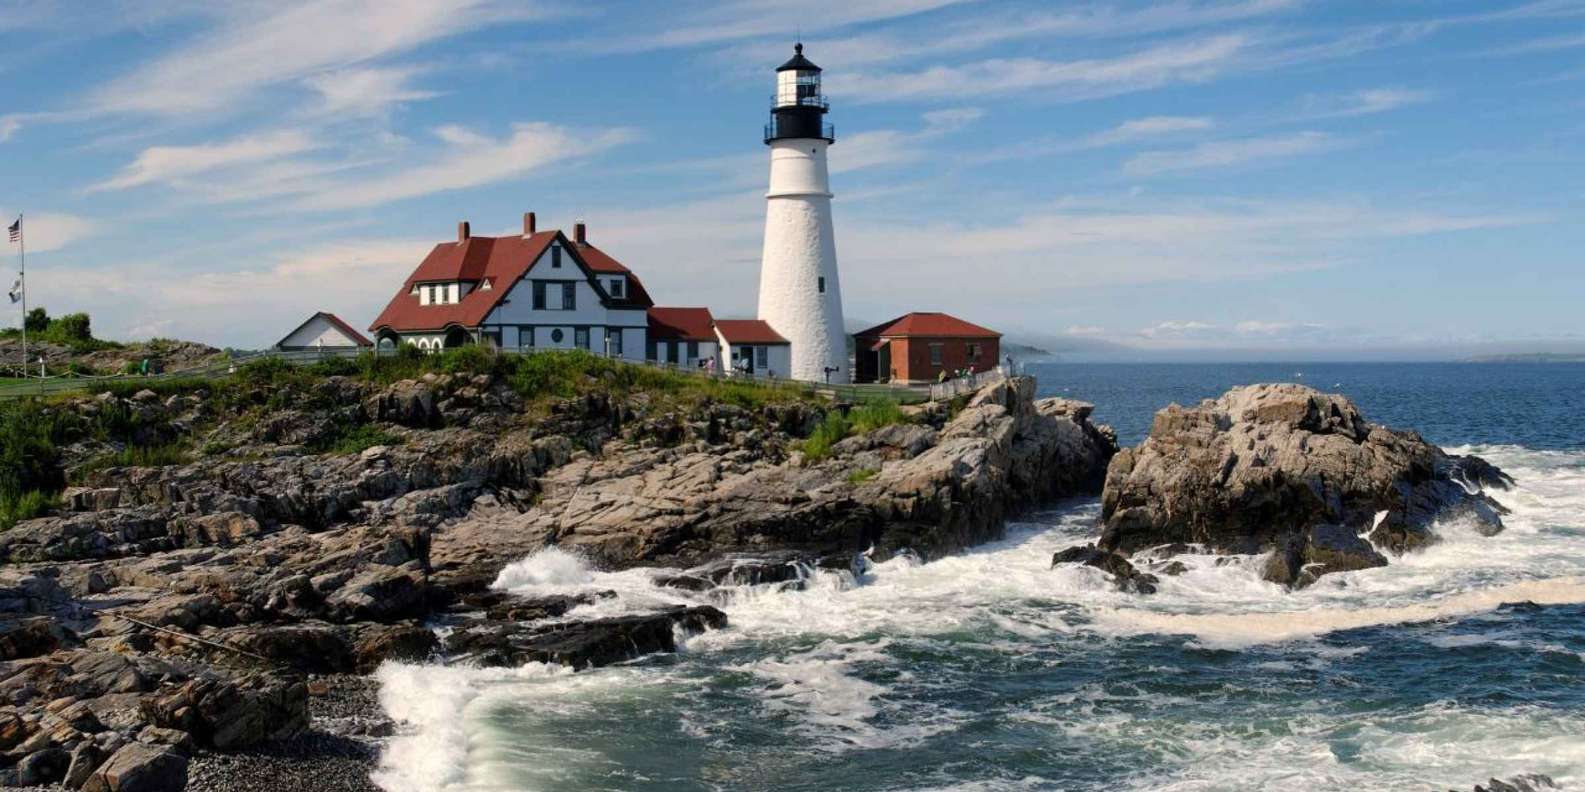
[849,400,908,434]
[74,444,192,480]
[846,468,879,484]
[315,424,401,456]
[0,401,64,505]
[23,307,49,333]
[801,411,850,462]
[0,490,58,531]
[52,313,92,342]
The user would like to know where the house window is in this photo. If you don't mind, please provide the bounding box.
[562,284,576,311]
[522,326,535,347]
[967,342,981,360]
[552,246,562,268]
[606,329,623,356]
[667,342,679,364]
[818,277,825,294]
[574,327,590,349]
[929,343,944,366]
[609,278,624,298]
[687,341,699,359]
[532,282,547,310]
[551,328,565,344]
[756,346,768,368]
[646,339,658,360]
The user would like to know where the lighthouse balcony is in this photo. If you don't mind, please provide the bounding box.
[769,94,829,111]
[764,118,835,144]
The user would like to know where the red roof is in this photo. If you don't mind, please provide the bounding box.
[648,307,716,341]
[714,319,789,345]
[853,312,1000,340]
[369,230,653,334]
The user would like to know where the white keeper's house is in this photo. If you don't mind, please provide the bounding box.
[370,214,659,359]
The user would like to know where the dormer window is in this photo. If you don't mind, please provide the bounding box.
[608,278,625,298]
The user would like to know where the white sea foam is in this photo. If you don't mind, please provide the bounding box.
[374,443,1585,791]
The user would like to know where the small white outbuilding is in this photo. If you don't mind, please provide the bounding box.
[275,312,373,352]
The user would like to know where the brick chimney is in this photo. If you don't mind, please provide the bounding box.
[457,221,471,242]
[573,221,587,246]
[523,212,536,236]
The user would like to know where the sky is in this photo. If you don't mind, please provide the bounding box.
[1,0,1583,359]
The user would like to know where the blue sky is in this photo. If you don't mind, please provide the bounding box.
[2,0,1583,358]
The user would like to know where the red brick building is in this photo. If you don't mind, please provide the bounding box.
[853,312,1001,384]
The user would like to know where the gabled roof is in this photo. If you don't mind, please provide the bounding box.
[578,242,655,308]
[369,230,653,334]
[648,307,716,341]
[276,311,372,348]
[714,319,789,345]
[854,312,1001,340]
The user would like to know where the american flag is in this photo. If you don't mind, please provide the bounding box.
[6,218,18,243]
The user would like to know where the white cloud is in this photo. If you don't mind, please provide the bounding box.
[295,122,634,210]
[0,116,20,143]
[1123,131,1346,176]
[832,107,983,173]
[1138,320,1216,339]
[302,65,438,117]
[1089,115,1215,146]
[72,236,434,345]
[89,0,549,115]
[839,34,1248,103]
[1296,88,1433,119]
[90,130,318,192]
[1065,325,1108,336]
[0,210,95,254]
[599,0,972,51]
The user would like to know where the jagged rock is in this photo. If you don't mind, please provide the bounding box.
[1262,524,1388,589]
[1051,544,1159,594]
[444,606,727,669]
[351,622,438,672]
[1101,384,1510,584]
[1449,775,1556,792]
[81,742,188,792]
[63,741,106,789]
[141,675,307,749]
[322,563,427,623]
[1,616,72,660]
[17,746,71,785]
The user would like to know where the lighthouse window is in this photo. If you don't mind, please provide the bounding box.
[818,277,825,294]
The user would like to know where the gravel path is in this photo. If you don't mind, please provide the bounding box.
[186,674,392,792]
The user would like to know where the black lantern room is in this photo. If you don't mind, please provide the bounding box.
[765,43,834,144]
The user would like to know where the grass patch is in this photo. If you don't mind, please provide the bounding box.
[848,400,908,434]
[315,424,401,456]
[800,411,850,462]
[846,468,879,484]
[74,443,193,481]
[0,490,58,530]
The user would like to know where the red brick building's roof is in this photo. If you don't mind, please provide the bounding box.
[648,307,716,341]
[854,312,1001,339]
[370,229,654,334]
[714,319,789,345]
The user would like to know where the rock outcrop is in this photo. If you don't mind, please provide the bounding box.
[1098,384,1511,587]
[1,368,1114,788]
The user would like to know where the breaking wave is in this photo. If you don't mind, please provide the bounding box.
[375,444,1585,791]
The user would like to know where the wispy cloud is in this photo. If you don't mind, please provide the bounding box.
[1294,87,1433,119]
[295,122,634,210]
[1123,131,1347,176]
[839,34,1248,103]
[302,65,439,117]
[590,0,972,52]
[89,130,318,192]
[833,107,983,173]
[1090,115,1216,146]
[88,0,549,116]
[1483,31,1585,56]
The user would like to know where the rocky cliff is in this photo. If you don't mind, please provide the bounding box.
[0,362,1114,789]
[1078,384,1510,590]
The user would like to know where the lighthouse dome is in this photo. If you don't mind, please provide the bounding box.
[776,42,821,72]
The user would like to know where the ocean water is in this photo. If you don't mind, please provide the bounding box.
[373,363,1585,792]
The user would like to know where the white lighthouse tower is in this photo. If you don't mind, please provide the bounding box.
[757,43,848,384]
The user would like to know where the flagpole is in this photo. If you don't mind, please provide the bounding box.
[17,213,25,380]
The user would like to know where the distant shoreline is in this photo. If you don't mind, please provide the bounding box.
[1463,353,1585,364]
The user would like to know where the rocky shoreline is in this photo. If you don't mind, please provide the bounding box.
[0,360,1117,790]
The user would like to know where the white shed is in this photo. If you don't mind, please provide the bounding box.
[276,312,373,351]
